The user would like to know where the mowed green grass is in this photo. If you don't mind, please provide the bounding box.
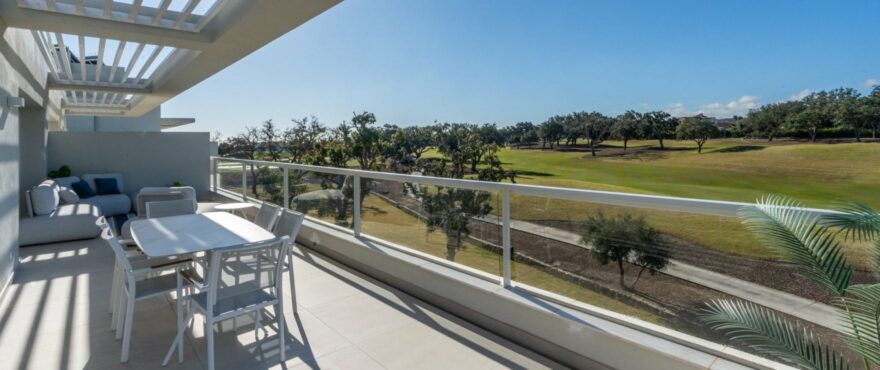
[485,140,880,259]
[498,140,880,208]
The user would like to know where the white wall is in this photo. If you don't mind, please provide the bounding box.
[0,24,62,297]
[47,132,211,200]
[66,106,162,132]
[18,109,48,216]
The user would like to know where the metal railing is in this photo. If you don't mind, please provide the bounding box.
[211,156,839,288]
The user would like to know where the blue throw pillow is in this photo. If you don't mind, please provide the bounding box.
[94,178,120,195]
[71,180,96,199]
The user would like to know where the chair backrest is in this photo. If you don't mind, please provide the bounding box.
[273,210,305,243]
[146,199,197,218]
[254,203,281,231]
[204,236,290,315]
[98,217,133,272]
[137,192,186,217]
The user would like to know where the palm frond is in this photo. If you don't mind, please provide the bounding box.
[701,300,850,370]
[838,284,880,366]
[824,202,880,242]
[739,195,852,296]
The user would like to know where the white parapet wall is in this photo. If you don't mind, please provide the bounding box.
[47,131,211,200]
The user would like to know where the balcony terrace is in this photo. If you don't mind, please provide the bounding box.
[1,235,561,369]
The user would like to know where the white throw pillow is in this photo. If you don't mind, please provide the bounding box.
[30,181,59,216]
[57,186,80,204]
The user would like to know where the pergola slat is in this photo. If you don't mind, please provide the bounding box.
[132,45,163,84]
[119,42,145,86]
[151,0,172,26]
[54,32,75,83]
[173,0,200,29]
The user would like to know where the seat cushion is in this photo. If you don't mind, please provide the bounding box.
[82,173,125,194]
[30,180,59,216]
[80,193,132,216]
[19,203,102,246]
[94,177,121,195]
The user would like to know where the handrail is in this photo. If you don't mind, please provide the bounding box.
[212,156,840,218]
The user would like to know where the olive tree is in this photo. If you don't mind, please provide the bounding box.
[676,115,719,153]
[581,212,671,288]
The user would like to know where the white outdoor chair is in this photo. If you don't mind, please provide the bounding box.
[272,210,305,312]
[254,202,281,230]
[164,236,292,370]
[145,198,198,218]
[99,218,194,363]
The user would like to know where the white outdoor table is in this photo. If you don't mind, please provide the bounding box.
[130,211,275,257]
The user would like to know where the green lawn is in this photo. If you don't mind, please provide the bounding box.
[457,140,879,259]
[498,140,880,208]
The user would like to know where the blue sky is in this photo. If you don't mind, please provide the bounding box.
[164,0,880,136]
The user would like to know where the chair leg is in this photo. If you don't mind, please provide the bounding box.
[176,281,184,363]
[110,268,120,330]
[277,302,286,363]
[114,289,126,340]
[163,307,195,366]
[110,262,119,314]
[121,285,135,362]
[206,320,215,370]
[287,250,297,313]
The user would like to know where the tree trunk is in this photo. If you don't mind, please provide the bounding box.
[249,165,259,196]
[471,158,478,172]
[617,259,625,287]
[446,232,460,261]
[810,127,818,142]
[658,138,664,150]
[855,127,862,142]
[632,267,647,289]
[697,142,703,153]
[623,139,628,151]
[589,140,596,156]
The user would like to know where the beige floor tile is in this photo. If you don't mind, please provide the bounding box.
[288,345,385,370]
[308,292,425,344]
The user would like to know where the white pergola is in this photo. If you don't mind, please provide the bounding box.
[1,0,342,116]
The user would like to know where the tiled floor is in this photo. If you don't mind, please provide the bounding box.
[0,237,564,369]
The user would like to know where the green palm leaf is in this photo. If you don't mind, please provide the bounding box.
[823,202,880,242]
[701,300,850,370]
[739,195,853,296]
[838,284,880,366]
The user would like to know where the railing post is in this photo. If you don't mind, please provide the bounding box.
[212,158,218,193]
[241,162,247,202]
[502,189,512,288]
[353,175,361,237]
[283,167,289,210]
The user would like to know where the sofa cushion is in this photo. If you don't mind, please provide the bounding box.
[57,186,80,204]
[19,203,102,246]
[82,173,125,194]
[94,177,121,195]
[80,193,132,217]
[71,180,96,199]
[30,181,59,216]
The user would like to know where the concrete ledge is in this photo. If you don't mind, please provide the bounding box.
[295,218,789,370]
